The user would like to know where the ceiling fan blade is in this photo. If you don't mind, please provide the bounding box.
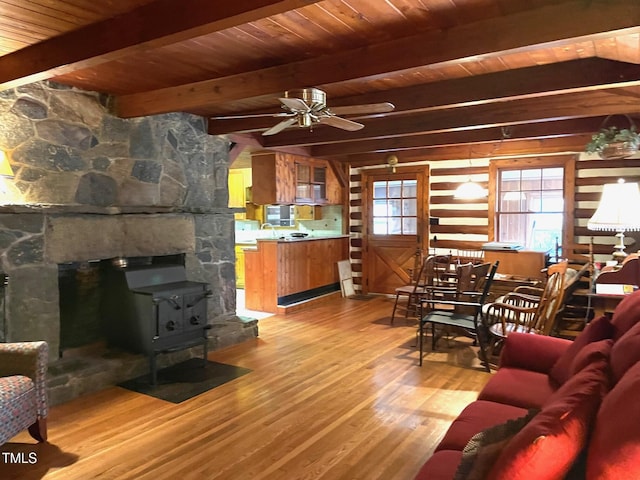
[318,115,364,131]
[211,112,291,120]
[263,117,298,136]
[280,97,310,112]
[329,102,395,115]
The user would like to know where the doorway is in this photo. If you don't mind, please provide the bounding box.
[361,166,429,294]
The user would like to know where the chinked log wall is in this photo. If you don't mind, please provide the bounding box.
[348,157,640,291]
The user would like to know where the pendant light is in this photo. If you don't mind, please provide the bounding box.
[454,159,487,199]
[454,178,487,199]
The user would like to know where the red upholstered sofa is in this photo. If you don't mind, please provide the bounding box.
[414,289,640,480]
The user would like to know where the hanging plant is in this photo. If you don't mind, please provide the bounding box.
[585,117,640,159]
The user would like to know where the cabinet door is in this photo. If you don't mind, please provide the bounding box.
[235,246,246,288]
[251,153,295,204]
[296,161,328,204]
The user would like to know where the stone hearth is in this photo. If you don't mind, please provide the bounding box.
[0,81,257,404]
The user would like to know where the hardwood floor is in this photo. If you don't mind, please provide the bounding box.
[1,296,491,480]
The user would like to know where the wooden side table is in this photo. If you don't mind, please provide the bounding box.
[574,289,627,319]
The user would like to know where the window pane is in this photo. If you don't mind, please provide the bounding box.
[373,181,387,199]
[500,170,520,191]
[403,199,417,216]
[500,192,524,212]
[388,217,402,234]
[542,168,564,189]
[402,180,417,197]
[388,180,402,198]
[373,199,388,216]
[388,199,402,216]
[403,217,417,234]
[540,193,564,211]
[373,218,388,235]
[528,213,563,252]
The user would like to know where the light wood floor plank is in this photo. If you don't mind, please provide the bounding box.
[1,296,491,480]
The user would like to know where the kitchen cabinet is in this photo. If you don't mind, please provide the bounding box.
[251,151,342,205]
[234,245,247,288]
[244,236,349,313]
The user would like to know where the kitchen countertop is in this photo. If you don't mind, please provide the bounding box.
[255,234,350,243]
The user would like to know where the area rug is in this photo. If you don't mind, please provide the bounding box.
[118,358,252,403]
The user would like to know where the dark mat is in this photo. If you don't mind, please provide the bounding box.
[118,358,251,403]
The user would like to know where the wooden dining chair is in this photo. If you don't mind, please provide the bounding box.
[483,260,568,357]
[418,261,499,371]
[390,254,451,324]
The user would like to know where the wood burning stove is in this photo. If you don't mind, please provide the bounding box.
[103,262,212,385]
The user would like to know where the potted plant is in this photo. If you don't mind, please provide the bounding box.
[585,125,640,159]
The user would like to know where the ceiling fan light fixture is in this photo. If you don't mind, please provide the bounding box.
[298,112,313,128]
[454,179,487,200]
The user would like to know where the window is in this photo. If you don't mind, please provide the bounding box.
[372,179,417,235]
[495,167,564,252]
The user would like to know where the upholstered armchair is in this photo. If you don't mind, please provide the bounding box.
[0,341,48,444]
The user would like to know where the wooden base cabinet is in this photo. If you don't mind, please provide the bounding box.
[244,237,349,313]
[483,250,548,280]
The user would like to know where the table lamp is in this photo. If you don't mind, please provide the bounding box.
[588,179,640,262]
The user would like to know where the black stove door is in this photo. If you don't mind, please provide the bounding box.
[156,295,185,337]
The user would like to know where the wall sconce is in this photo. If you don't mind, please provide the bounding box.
[0,151,14,178]
[588,179,640,261]
[385,154,398,173]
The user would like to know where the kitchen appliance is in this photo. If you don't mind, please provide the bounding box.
[265,205,295,226]
[103,262,212,385]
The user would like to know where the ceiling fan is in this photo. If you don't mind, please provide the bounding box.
[211,88,395,136]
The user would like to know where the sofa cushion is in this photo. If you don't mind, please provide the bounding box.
[570,339,614,376]
[454,409,538,480]
[609,319,640,383]
[437,400,529,452]
[487,355,610,480]
[610,289,640,340]
[414,450,462,480]
[549,314,613,386]
[587,360,640,479]
[477,368,555,409]
[498,332,570,373]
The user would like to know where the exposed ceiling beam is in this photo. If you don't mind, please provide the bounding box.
[207,59,640,135]
[262,89,640,148]
[0,0,323,90]
[310,118,607,157]
[114,0,640,118]
[346,136,592,167]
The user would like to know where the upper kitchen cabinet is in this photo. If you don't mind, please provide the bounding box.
[251,151,342,205]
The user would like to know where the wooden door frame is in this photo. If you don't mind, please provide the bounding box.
[360,165,430,294]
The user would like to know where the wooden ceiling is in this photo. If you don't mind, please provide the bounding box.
[1,0,640,166]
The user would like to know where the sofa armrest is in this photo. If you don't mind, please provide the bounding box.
[498,333,571,374]
[0,341,48,417]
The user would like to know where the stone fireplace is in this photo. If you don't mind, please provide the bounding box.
[0,81,257,404]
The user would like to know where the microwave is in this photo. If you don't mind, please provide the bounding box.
[265,205,295,226]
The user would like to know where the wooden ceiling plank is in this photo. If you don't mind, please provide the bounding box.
[206,58,640,135]
[262,90,640,148]
[346,136,590,166]
[115,0,640,118]
[0,0,325,89]
[310,117,606,157]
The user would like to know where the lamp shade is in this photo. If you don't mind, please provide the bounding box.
[588,181,640,231]
[454,180,487,200]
